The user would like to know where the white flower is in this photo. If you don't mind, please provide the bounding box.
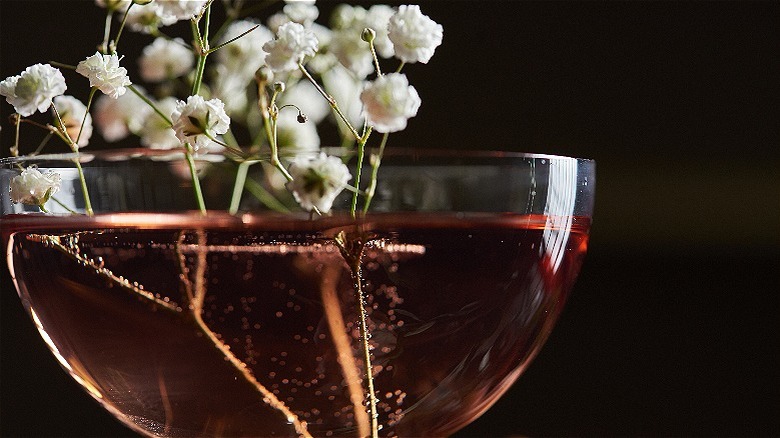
[170,95,231,151]
[140,97,181,150]
[94,87,151,141]
[53,95,93,148]
[0,64,67,117]
[155,0,207,22]
[287,152,351,213]
[125,3,177,33]
[360,73,420,133]
[211,65,250,117]
[388,5,443,64]
[330,29,374,78]
[215,20,274,78]
[263,22,319,73]
[10,167,62,207]
[283,0,318,26]
[95,0,131,11]
[76,52,132,98]
[139,38,194,82]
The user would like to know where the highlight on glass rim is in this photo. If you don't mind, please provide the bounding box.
[0,1,594,436]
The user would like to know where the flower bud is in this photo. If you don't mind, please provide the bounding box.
[133,0,154,5]
[255,66,273,84]
[273,81,286,93]
[361,27,376,44]
[297,111,308,123]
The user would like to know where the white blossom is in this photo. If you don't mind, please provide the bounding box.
[360,73,420,133]
[287,152,351,213]
[140,97,181,150]
[215,20,274,78]
[211,65,250,117]
[155,0,207,22]
[53,95,93,148]
[283,0,319,27]
[263,22,319,73]
[76,52,132,98]
[0,64,67,117]
[94,0,131,11]
[139,38,194,82]
[94,87,151,141]
[170,95,230,151]
[388,5,443,64]
[125,3,177,33]
[9,167,62,207]
[330,29,374,78]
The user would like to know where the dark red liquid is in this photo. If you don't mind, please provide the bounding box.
[3,212,589,437]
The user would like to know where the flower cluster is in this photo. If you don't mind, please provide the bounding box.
[2,1,443,215]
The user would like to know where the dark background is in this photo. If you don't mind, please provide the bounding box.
[1,0,779,436]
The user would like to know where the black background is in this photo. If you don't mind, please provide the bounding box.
[1,1,779,436]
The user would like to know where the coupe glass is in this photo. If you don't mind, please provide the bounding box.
[1,148,594,437]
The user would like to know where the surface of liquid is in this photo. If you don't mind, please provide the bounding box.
[3,212,589,437]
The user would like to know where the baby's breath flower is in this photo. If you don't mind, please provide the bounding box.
[263,22,319,73]
[9,167,62,207]
[76,52,132,98]
[170,95,231,151]
[94,0,131,11]
[360,72,420,133]
[283,0,319,27]
[53,95,93,148]
[139,38,194,82]
[155,0,207,22]
[388,5,443,64]
[215,20,274,78]
[140,97,181,150]
[125,3,177,33]
[0,64,67,117]
[94,87,151,141]
[287,152,351,213]
[330,29,374,79]
[364,5,396,58]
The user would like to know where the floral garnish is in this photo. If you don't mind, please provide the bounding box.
[9,167,62,210]
[262,21,319,73]
[138,38,194,82]
[287,152,352,213]
[170,95,230,151]
[388,4,444,64]
[0,64,67,117]
[360,73,421,133]
[76,52,132,99]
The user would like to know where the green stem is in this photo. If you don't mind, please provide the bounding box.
[51,105,93,216]
[129,84,172,126]
[298,62,362,142]
[73,158,94,216]
[110,1,134,53]
[206,24,259,55]
[76,88,97,146]
[350,139,366,218]
[244,174,290,213]
[100,9,113,53]
[229,160,252,215]
[362,132,389,214]
[184,144,207,215]
[51,196,78,214]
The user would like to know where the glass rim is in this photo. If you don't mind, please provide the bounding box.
[0,147,595,166]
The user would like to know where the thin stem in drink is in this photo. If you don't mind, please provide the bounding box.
[184,143,207,215]
[362,132,389,214]
[51,105,93,216]
[229,160,253,214]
